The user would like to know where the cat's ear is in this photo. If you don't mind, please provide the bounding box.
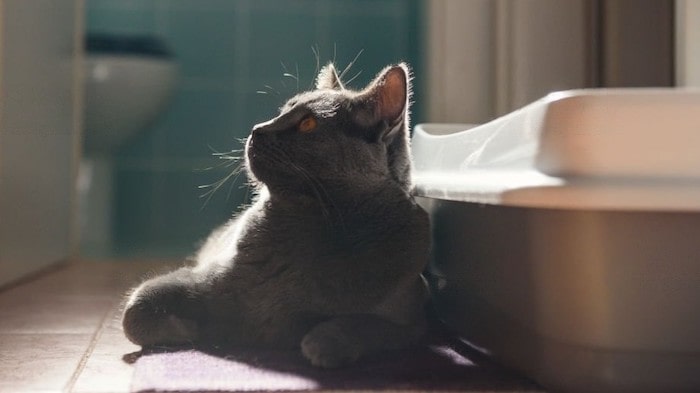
[316,63,345,90]
[353,63,411,140]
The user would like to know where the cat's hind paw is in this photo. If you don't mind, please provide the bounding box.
[300,323,362,368]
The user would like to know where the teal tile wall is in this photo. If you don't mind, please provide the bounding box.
[86,0,425,257]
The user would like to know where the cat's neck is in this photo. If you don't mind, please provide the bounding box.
[261,177,410,215]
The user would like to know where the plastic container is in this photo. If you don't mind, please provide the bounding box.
[412,89,700,393]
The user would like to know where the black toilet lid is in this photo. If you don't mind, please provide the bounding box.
[86,33,173,58]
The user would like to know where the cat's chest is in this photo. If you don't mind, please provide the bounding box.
[238,214,346,261]
[231,195,415,269]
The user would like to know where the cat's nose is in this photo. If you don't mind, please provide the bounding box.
[251,124,264,135]
[252,119,276,136]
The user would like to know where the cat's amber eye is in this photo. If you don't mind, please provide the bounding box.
[297,116,317,133]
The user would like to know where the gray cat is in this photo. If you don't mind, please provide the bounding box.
[122,63,430,368]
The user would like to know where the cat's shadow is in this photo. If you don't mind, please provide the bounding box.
[122,324,541,391]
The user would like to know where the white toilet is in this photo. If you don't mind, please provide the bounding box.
[80,34,178,256]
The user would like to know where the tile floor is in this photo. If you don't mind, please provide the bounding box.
[0,260,174,393]
[0,260,543,393]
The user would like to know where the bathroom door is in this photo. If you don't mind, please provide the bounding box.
[0,0,83,287]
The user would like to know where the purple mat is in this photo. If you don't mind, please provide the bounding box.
[129,334,542,392]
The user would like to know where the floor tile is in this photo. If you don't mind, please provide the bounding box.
[0,261,176,335]
[71,354,133,393]
[0,261,176,393]
[0,333,91,391]
[1,261,171,299]
[70,295,139,393]
[90,307,140,356]
[0,260,546,392]
[0,295,114,334]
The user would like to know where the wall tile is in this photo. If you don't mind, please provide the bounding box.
[161,6,237,84]
[91,0,423,258]
[115,123,160,160]
[326,15,408,88]
[165,0,238,12]
[115,166,249,256]
[243,89,284,127]
[152,87,241,159]
[150,168,247,243]
[86,0,157,35]
[247,2,320,83]
[114,167,158,252]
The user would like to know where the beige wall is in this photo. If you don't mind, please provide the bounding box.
[0,0,84,286]
[426,0,677,123]
[426,0,590,124]
[677,0,700,87]
[426,0,496,124]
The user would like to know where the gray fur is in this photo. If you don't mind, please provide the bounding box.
[122,63,430,368]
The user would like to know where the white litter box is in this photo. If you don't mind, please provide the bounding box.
[412,89,700,393]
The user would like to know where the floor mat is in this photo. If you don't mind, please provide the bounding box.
[129,333,542,392]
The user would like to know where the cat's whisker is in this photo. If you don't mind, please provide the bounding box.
[226,164,250,200]
[222,158,240,168]
[298,172,332,222]
[344,70,363,86]
[198,165,243,209]
[218,160,241,171]
[295,63,300,92]
[199,160,234,171]
[198,164,244,192]
[225,167,247,201]
[284,157,344,229]
[260,144,335,224]
[279,61,292,90]
[198,149,244,171]
[199,159,241,172]
[216,154,242,161]
[307,175,345,230]
[311,45,321,90]
[280,60,300,92]
[212,149,243,155]
[339,49,364,83]
[208,146,244,156]
[264,85,280,96]
[198,142,248,208]
[242,182,251,205]
[201,159,241,172]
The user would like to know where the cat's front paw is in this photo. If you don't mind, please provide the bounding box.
[122,270,203,347]
[300,323,362,368]
[123,298,200,347]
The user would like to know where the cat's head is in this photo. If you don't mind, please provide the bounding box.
[245,63,413,199]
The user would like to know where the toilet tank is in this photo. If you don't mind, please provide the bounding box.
[412,89,700,393]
